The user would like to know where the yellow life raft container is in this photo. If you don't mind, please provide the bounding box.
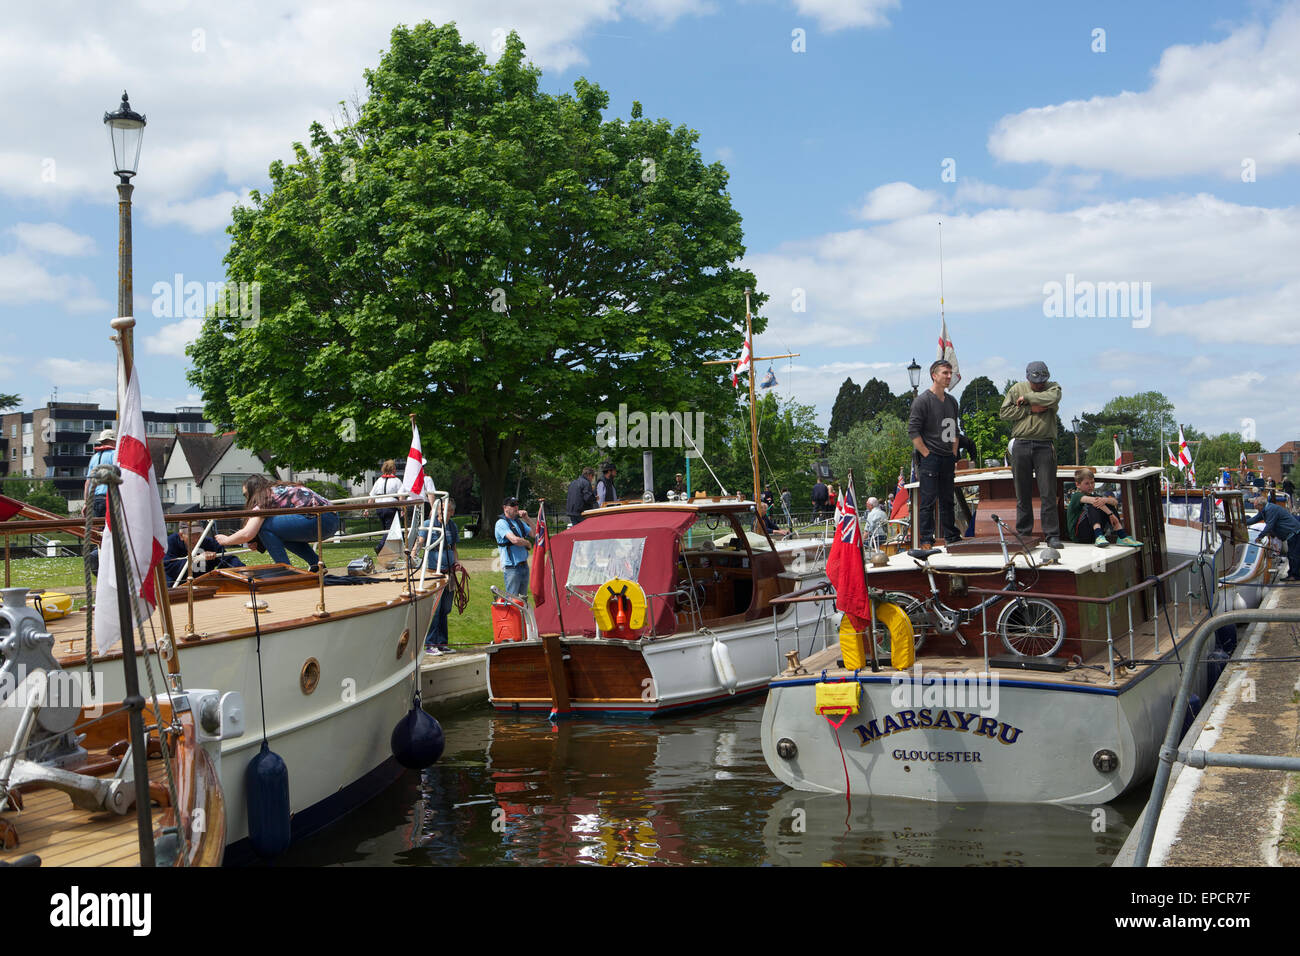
[30,590,74,621]
[592,577,648,638]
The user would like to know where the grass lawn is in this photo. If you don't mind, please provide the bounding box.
[4,530,507,650]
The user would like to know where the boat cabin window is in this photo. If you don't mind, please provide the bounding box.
[567,536,647,586]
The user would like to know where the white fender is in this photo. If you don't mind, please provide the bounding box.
[711,636,738,695]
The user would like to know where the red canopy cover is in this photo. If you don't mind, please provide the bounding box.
[532,509,698,637]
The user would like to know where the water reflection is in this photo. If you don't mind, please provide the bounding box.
[274,701,1144,866]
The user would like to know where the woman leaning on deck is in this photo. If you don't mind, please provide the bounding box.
[216,475,339,570]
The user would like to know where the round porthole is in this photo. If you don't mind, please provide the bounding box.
[397,628,410,659]
[300,658,321,695]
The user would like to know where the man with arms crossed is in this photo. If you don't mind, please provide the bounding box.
[1000,361,1063,548]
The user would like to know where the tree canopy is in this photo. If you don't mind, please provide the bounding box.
[827,413,911,500]
[187,22,762,523]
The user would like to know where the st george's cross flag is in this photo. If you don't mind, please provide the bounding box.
[732,339,751,388]
[889,468,909,521]
[93,363,168,654]
[938,316,960,387]
[1178,425,1195,484]
[403,421,427,497]
[1113,435,1123,468]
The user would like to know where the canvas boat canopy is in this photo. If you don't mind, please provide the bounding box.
[533,509,700,638]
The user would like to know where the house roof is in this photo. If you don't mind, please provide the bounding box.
[174,433,237,485]
[147,436,172,478]
[1274,441,1300,454]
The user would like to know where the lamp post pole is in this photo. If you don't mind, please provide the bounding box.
[1072,416,1081,466]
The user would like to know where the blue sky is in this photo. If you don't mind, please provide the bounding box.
[2,0,1297,454]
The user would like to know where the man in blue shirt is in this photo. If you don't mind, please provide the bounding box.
[1249,495,1300,581]
[495,497,536,598]
[82,429,117,518]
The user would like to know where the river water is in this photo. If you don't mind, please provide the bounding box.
[273,699,1144,867]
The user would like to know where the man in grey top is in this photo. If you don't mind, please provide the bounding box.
[999,360,1063,547]
[907,360,961,548]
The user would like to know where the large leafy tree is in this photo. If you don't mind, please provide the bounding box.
[827,413,911,499]
[828,379,861,440]
[188,22,761,524]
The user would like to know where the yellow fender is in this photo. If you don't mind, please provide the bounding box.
[592,577,648,632]
[875,601,915,670]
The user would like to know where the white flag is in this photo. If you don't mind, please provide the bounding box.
[93,363,168,655]
[938,317,960,387]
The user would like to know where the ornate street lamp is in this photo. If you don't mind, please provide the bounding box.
[1072,415,1081,466]
[104,92,146,317]
[907,358,921,395]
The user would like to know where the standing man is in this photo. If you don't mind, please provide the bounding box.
[495,497,536,598]
[673,473,688,497]
[811,477,829,518]
[1000,361,1063,548]
[596,462,619,507]
[908,359,962,549]
[82,429,116,518]
[566,466,597,525]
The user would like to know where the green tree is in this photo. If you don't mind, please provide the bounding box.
[859,378,896,424]
[827,413,911,499]
[12,480,68,515]
[957,375,1000,418]
[828,379,861,440]
[0,393,19,412]
[707,392,822,500]
[963,408,1009,464]
[187,22,761,526]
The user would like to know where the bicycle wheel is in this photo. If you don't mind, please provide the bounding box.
[872,593,928,659]
[996,596,1065,657]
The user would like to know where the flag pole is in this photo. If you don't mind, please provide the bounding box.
[539,498,567,639]
[849,469,881,672]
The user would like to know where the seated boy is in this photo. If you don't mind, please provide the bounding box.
[1065,467,1142,548]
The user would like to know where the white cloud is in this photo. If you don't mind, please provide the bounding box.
[35,358,116,389]
[1157,281,1300,345]
[792,0,899,31]
[143,318,203,358]
[749,193,1300,347]
[857,181,938,221]
[988,6,1300,178]
[146,190,251,233]
[0,1,706,209]
[8,222,95,256]
[0,252,109,312]
[952,178,1055,211]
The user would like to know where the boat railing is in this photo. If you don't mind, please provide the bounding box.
[1,494,448,650]
[967,555,1219,683]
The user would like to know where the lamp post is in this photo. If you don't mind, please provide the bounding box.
[1071,415,1081,466]
[103,90,155,868]
[907,358,921,396]
[104,92,146,318]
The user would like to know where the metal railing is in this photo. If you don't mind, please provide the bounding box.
[1131,603,1300,867]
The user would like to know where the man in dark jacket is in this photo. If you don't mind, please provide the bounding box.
[908,359,962,548]
[566,467,597,525]
[811,479,829,517]
[596,462,619,507]
[1249,495,1300,581]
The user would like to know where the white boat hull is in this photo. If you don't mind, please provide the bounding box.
[760,647,1207,804]
[69,591,434,855]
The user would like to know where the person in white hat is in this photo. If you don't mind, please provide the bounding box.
[82,428,117,518]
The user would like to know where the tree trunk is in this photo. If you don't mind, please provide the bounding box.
[466,427,517,531]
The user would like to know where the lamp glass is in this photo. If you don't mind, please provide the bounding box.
[104,93,146,178]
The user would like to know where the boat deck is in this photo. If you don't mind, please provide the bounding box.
[2,760,170,867]
[41,571,438,664]
[786,609,1205,691]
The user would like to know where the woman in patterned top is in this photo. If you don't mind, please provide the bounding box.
[217,475,339,569]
